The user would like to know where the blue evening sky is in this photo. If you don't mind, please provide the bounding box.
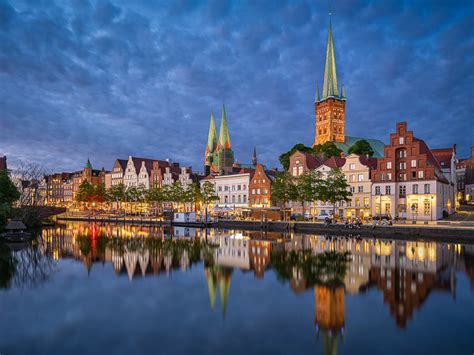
[0,0,473,172]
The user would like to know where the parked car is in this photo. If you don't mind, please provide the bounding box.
[316,214,330,220]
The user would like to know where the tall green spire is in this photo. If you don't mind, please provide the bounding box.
[315,83,321,102]
[207,111,217,151]
[84,158,92,169]
[218,104,231,149]
[321,16,339,100]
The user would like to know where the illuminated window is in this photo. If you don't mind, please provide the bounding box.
[387,162,392,169]
[399,137,404,144]
[349,163,356,170]
[411,159,417,168]
[419,171,424,179]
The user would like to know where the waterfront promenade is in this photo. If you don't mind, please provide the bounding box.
[56,211,474,242]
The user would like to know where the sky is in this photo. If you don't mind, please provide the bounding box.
[0,0,473,173]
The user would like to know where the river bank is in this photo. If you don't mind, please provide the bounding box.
[55,215,474,243]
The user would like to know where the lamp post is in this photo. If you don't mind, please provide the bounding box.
[430,195,434,222]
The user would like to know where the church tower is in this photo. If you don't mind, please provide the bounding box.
[214,104,234,174]
[204,111,217,175]
[313,15,346,147]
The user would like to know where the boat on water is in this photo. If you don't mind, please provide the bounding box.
[1,219,32,242]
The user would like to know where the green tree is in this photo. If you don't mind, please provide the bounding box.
[76,180,94,204]
[270,171,297,220]
[348,139,374,157]
[107,183,127,204]
[0,170,21,206]
[279,143,314,170]
[312,141,343,159]
[200,181,219,222]
[321,168,352,217]
[125,186,145,213]
[93,183,107,203]
[297,170,324,220]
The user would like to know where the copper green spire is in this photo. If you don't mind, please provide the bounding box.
[315,83,321,102]
[206,110,217,151]
[84,158,92,169]
[321,15,339,99]
[218,104,231,150]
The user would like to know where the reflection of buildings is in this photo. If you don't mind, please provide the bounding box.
[41,223,474,333]
[369,240,453,328]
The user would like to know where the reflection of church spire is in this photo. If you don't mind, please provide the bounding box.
[205,267,217,309]
[314,285,345,355]
[219,270,231,317]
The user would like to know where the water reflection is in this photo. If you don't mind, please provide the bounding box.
[1,222,474,352]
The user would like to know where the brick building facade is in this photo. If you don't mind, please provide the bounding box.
[371,122,455,220]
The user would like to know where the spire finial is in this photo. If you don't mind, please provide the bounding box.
[252,146,257,166]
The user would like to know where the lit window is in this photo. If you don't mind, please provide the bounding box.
[399,137,404,144]
[387,162,392,169]
[387,173,392,180]
[358,174,364,182]
[419,171,424,179]
[411,159,417,168]
[298,166,303,176]
[349,163,355,170]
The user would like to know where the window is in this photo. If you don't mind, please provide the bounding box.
[358,186,363,193]
[350,186,355,193]
[424,202,430,215]
[399,137,404,144]
[252,189,255,194]
[364,197,370,207]
[400,173,406,181]
[358,174,364,182]
[238,185,241,190]
[413,184,418,194]
[298,166,303,176]
[399,150,406,158]
[387,173,392,181]
[418,171,424,179]
[412,171,417,179]
[387,162,392,169]
[243,195,247,203]
[218,186,222,192]
[381,173,385,181]
[411,160,417,168]
[385,186,391,195]
[232,195,235,203]
[349,163,356,170]
[257,188,261,194]
[424,184,430,194]
[399,162,406,170]
[399,185,406,197]
[356,198,361,207]
[292,167,297,176]
[375,186,381,195]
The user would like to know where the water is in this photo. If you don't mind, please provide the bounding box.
[0,222,473,355]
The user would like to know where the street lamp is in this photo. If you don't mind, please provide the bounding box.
[430,195,434,222]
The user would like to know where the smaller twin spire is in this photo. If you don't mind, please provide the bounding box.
[217,104,231,150]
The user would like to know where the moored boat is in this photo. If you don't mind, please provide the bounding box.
[1,219,32,242]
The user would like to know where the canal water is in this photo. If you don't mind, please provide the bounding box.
[0,222,473,355]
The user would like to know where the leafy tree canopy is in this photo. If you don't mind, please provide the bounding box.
[279,142,343,170]
[347,139,374,157]
[0,170,20,206]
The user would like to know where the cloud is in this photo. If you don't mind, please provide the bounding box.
[0,0,472,173]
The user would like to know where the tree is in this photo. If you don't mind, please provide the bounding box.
[321,168,352,217]
[200,181,219,222]
[279,144,314,170]
[11,161,50,207]
[0,170,21,227]
[0,170,21,206]
[107,183,127,204]
[313,141,343,159]
[348,139,374,157]
[270,171,297,220]
[125,186,145,213]
[76,180,94,204]
[297,170,324,220]
[93,183,107,204]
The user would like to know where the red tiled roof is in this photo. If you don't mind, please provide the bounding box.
[201,174,216,181]
[432,148,453,169]
[301,152,322,169]
[323,156,346,168]
[413,138,442,170]
[359,156,378,170]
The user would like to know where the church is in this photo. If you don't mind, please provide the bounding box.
[313,16,385,158]
[204,105,235,175]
